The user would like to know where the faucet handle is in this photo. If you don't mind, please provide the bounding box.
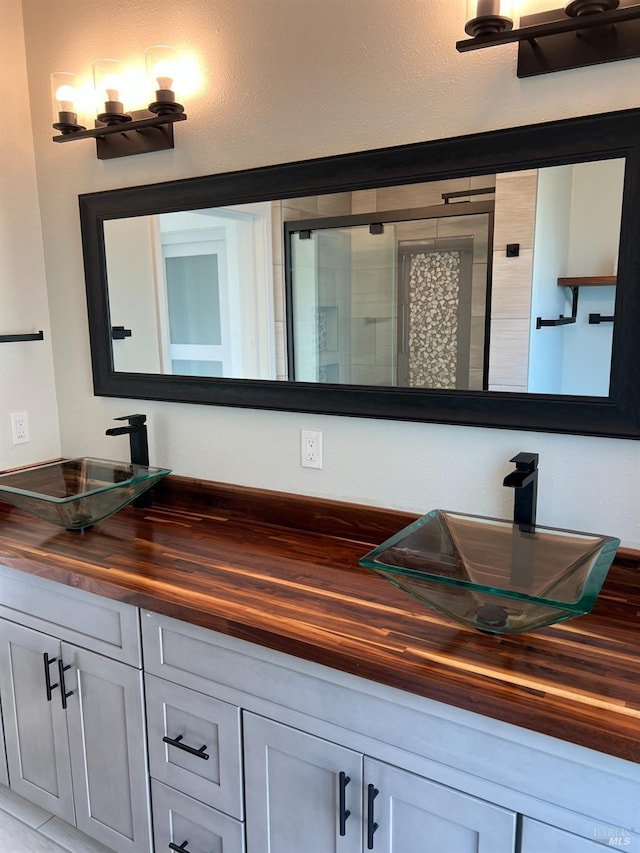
[510,452,539,471]
[114,414,147,426]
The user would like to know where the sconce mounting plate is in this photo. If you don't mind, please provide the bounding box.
[52,109,187,160]
[518,3,640,76]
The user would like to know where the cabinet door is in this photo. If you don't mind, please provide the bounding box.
[0,620,74,822]
[364,758,516,853]
[521,818,630,851]
[244,713,362,853]
[62,643,151,853]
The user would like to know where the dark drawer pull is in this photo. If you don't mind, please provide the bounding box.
[367,783,379,850]
[43,653,59,701]
[338,771,351,836]
[163,734,210,760]
[169,842,190,852]
[58,659,74,710]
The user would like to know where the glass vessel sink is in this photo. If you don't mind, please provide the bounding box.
[0,457,171,531]
[360,510,620,635]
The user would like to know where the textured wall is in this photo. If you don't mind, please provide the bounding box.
[18,0,640,546]
[0,1,60,470]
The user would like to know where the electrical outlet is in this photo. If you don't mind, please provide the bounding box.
[10,412,29,445]
[301,430,322,469]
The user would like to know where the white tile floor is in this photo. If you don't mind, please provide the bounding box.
[0,786,114,853]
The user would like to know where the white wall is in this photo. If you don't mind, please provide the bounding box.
[529,161,622,397]
[528,165,571,395]
[18,0,640,547]
[561,160,623,396]
[0,0,60,470]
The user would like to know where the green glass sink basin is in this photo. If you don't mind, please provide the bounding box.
[359,510,620,635]
[0,457,171,531]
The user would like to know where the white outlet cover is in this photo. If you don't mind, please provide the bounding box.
[10,412,29,445]
[300,429,323,469]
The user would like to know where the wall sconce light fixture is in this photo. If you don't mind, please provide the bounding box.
[51,46,187,159]
[458,0,640,77]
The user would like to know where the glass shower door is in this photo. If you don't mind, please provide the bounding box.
[287,208,492,390]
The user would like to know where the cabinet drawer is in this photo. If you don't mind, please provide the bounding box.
[146,674,243,820]
[151,780,245,853]
[0,564,140,666]
[521,818,635,851]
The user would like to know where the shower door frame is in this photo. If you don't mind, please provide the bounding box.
[284,200,494,388]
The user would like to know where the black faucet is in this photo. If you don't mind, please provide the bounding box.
[503,452,539,530]
[106,414,149,466]
[106,414,150,508]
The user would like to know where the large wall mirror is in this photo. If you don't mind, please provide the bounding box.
[80,109,640,438]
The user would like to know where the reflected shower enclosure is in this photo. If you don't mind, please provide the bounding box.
[286,203,493,390]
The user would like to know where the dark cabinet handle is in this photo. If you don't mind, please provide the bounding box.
[43,653,59,701]
[367,783,379,850]
[58,659,74,710]
[338,771,351,836]
[168,842,190,852]
[162,734,210,761]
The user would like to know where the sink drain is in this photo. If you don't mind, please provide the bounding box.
[67,513,94,532]
[475,604,508,629]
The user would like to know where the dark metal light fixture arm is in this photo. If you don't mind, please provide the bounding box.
[52,110,187,160]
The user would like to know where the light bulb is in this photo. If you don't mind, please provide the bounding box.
[145,46,185,116]
[102,73,121,102]
[92,59,131,124]
[51,72,86,132]
[152,60,174,91]
[55,84,75,112]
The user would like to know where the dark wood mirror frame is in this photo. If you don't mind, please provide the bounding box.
[79,108,640,439]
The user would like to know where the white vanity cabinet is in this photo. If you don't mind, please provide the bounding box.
[0,565,151,853]
[243,713,516,853]
[142,610,640,853]
[0,563,637,853]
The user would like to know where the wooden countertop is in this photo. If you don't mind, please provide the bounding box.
[0,475,639,764]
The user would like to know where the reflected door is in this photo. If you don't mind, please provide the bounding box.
[397,231,487,390]
[161,237,230,377]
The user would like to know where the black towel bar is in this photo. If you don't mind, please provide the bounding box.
[0,330,44,343]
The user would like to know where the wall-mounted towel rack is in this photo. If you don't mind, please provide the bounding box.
[536,286,579,328]
[0,330,44,343]
[536,276,616,330]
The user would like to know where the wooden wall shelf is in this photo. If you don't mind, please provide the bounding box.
[557,276,617,287]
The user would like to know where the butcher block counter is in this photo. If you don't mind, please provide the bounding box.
[0,474,639,765]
